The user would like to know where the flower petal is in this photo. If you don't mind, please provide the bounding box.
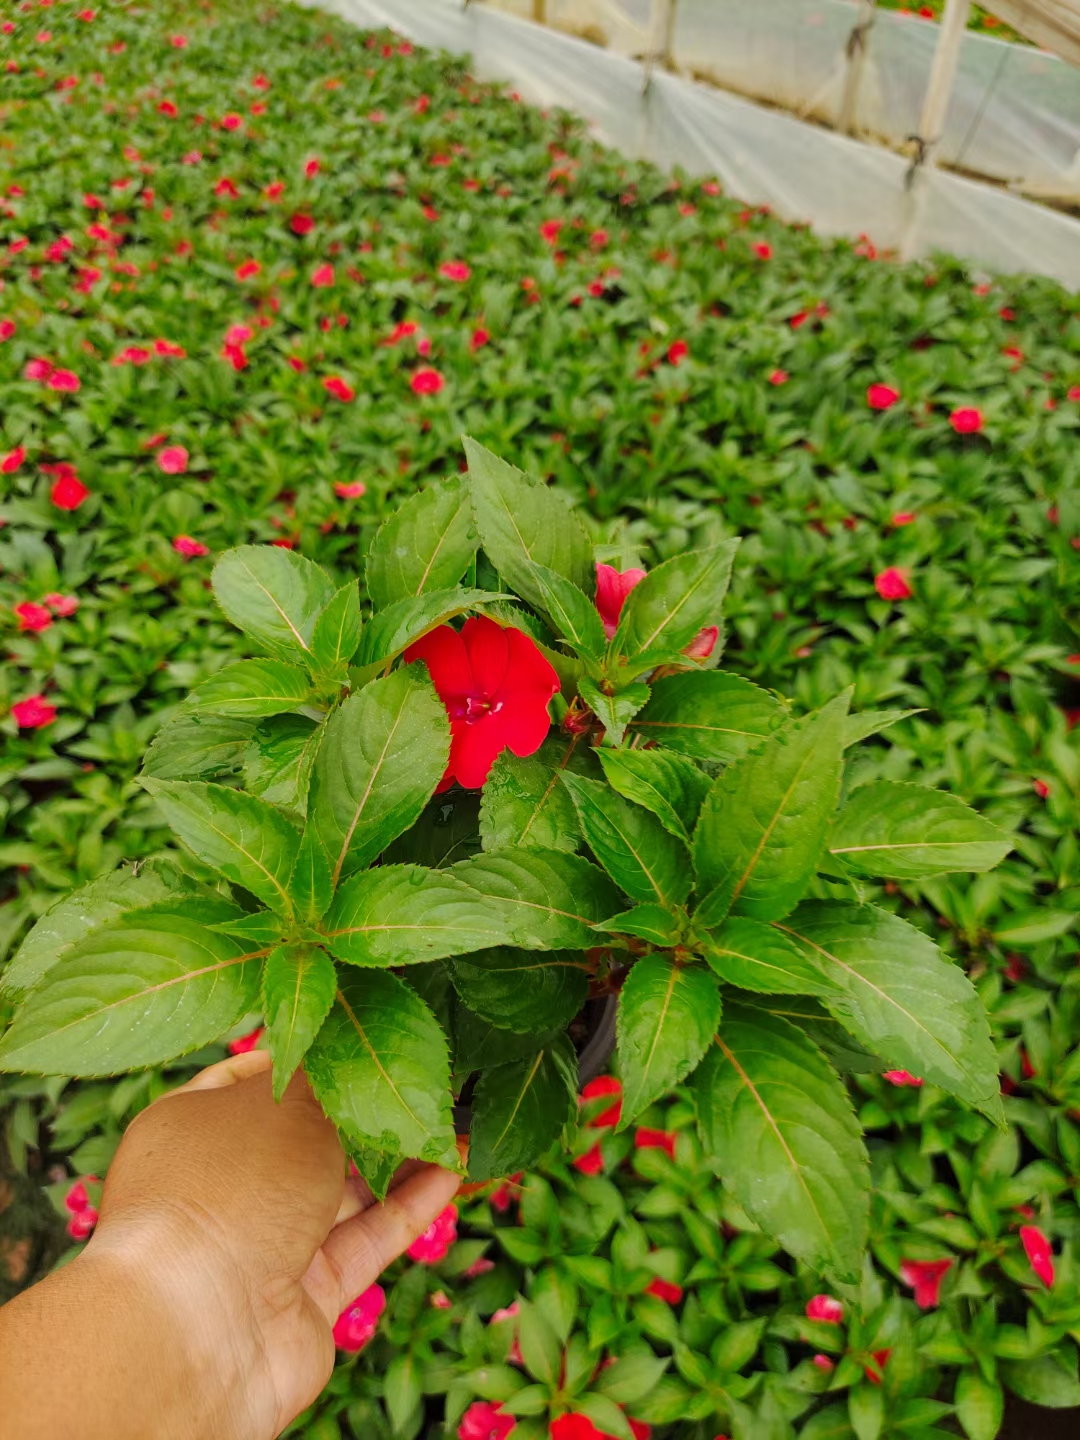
[452,715,508,789]
[406,625,472,699]
[461,616,509,697]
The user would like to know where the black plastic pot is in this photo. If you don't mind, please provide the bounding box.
[451,992,618,1135]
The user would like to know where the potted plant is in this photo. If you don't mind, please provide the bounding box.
[0,439,1011,1280]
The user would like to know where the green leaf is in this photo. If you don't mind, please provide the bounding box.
[829,782,1012,879]
[142,713,254,781]
[610,541,738,667]
[384,1354,422,1434]
[595,1350,669,1406]
[703,917,837,997]
[384,792,483,869]
[347,1145,400,1203]
[324,864,515,966]
[1,861,194,998]
[526,562,608,659]
[305,970,458,1167]
[578,677,650,746]
[452,849,621,950]
[449,947,589,1033]
[778,900,1002,1114]
[454,1005,557,1073]
[573,1395,635,1440]
[464,436,593,609]
[310,581,362,671]
[693,1001,869,1279]
[561,773,691,908]
[366,474,478,610]
[692,692,849,924]
[752,995,884,1074]
[955,1371,1004,1440]
[212,545,335,664]
[308,667,449,889]
[629,671,785,762]
[140,779,300,915]
[594,904,683,946]
[617,955,721,1127]
[209,911,288,946]
[516,1298,564,1387]
[243,714,322,813]
[843,708,922,747]
[1001,1353,1080,1409]
[467,1036,577,1181]
[597,748,710,845]
[993,909,1078,947]
[184,659,315,718]
[262,943,337,1100]
[0,910,263,1076]
[480,740,583,854]
[289,825,334,922]
[354,587,499,669]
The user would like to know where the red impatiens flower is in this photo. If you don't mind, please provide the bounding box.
[768,369,789,386]
[667,339,689,366]
[173,535,208,558]
[227,1026,264,1055]
[411,368,445,395]
[540,218,563,244]
[323,376,355,402]
[11,694,56,729]
[875,567,912,601]
[332,1284,386,1353]
[572,1144,605,1176]
[950,407,984,434]
[25,358,54,382]
[43,592,78,617]
[751,241,772,260]
[581,1075,622,1128]
[235,260,260,280]
[867,383,900,410]
[440,260,471,281]
[900,1258,952,1308]
[1034,778,1050,799]
[1020,1225,1055,1288]
[891,511,917,527]
[405,616,559,791]
[15,602,53,632]
[634,1127,677,1159]
[158,446,188,474]
[310,262,334,287]
[334,481,366,499]
[47,369,80,392]
[470,327,490,351]
[1,447,26,474]
[0,319,15,342]
[457,1400,515,1440]
[646,1278,683,1305]
[408,1204,457,1263]
[304,157,321,178]
[50,469,90,510]
[551,1415,606,1440]
[805,1295,844,1323]
[595,563,647,639]
[220,113,242,131]
[883,1069,924,1086]
[289,212,314,235]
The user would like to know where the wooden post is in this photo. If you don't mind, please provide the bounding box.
[900,0,971,260]
[644,0,677,93]
[838,0,877,136]
[662,0,678,69]
[533,0,547,23]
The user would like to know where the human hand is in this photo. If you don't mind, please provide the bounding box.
[0,1049,459,1440]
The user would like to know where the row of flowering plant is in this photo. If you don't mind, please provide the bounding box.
[0,440,1012,1275]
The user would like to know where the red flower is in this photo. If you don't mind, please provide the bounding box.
[47,369,80,392]
[384,320,419,346]
[867,383,900,410]
[408,1203,457,1263]
[304,157,321,178]
[551,1416,605,1440]
[573,1144,605,1176]
[335,481,366,499]
[11,694,56,729]
[405,616,559,791]
[158,446,189,475]
[289,212,314,235]
[875,567,912,602]
[15,602,52,633]
[883,1069,923,1087]
[221,113,242,131]
[1,446,26,474]
[805,1295,843,1323]
[1034,779,1050,799]
[950,407,984,434]
[646,1278,683,1304]
[323,376,355,402]
[581,1075,622,1128]
[43,593,78,617]
[411,367,445,395]
[1020,1226,1055,1288]
[173,535,208,558]
[155,339,187,358]
[629,1424,651,1440]
[540,218,563,244]
[440,260,471,281]
[751,241,772,260]
[768,369,788,386]
[51,472,90,510]
[25,358,53,382]
[900,1258,952,1308]
[332,1284,386,1353]
[470,327,490,351]
[489,1173,523,1213]
[0,319,15,341]
[595,563,646,639]
[891,511,916,527]
[68,1206,99,1241]
[864,1349,891,1386]
[310,262,334,287]
[667,339,689,366]
[684,625,718,661]
[458,1401,515,1440]
[227,1026,264,1056]
[159,100,179,118]
[634,1127,677,1159]
[215,178,240,199]
[169,33,189,47]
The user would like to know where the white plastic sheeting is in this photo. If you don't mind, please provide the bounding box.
[305,0,1080,290]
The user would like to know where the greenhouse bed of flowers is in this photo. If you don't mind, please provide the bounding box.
[2,1,1080,1437]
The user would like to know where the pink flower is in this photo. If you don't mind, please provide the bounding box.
[950,407,984,434]
[24,358,54,382]
[332,1284,386,1352]
[440,260,471,281]
[458,1401,515,1440]
[235,260,261,280]
[310,262,334,287]
[220,113,242,131]
[580,1075,622,1128]
[169,33,189,47]
[0,319,15,341]
[900,1258,952,1308]
[875,567,912,602]
[667,339,689,366]
[408,1204,457,1263]
[883,1070,923,1087]
[64,1178,99,1214]
[470,327,490,351]
[290,212,315,235]
[1020,1226,1055,1288]
[463,1256,495,1279]
[867,384,900,410]
[47,369,80,392]
[158,446,189,475]
[43,593,78,617]
[540,219,563,244]
[646,1277,683,1304]
[173,535,209,558]
[1034,779,1050,799]
[323,376,355,402]
[15,602,53,633]
[155,339,186,358]
[11,694,56,729]
[768,370,789,386]
[67,1207,99,1241]
[411,368,445,395]
[304,157,321,178]
[51,472,90,510]
[891,512,917,527]
[812,1355,835,1372]
[805,1295,843,1324]
[228,1026,264,1056]
[573,1144,605,1176]
[1,447,26,474]
[684,625,718,660]
[335,481,366,499]
[634,1127,677,1159]
[595,563,647,639]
